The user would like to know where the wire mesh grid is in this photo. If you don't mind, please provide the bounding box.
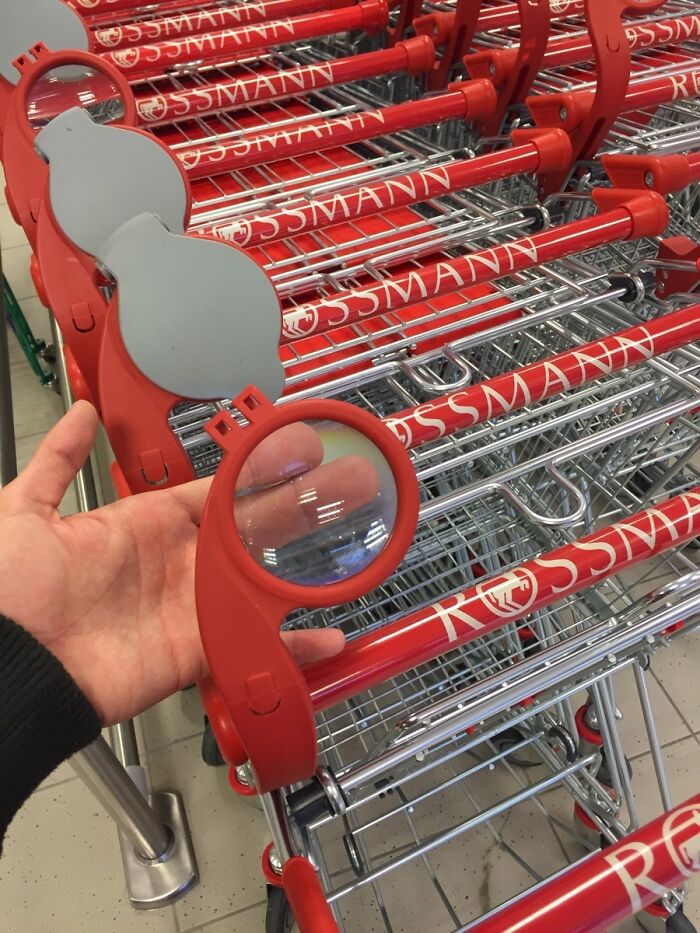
[268,331,700,930]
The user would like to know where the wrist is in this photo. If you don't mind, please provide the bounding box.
[0,614,102,842]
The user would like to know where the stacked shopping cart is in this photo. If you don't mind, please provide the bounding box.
[1,0,699,930]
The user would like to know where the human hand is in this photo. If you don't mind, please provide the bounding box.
[0,402,360,725]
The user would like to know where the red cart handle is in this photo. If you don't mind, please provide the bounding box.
[468,795,700,932]
[305,485,700,711]
[198,129,571,248]
[100,0,389,82]
[91,0,354,52]
[71,0,201,14]
[465,13,700,86]
[177,79,496,179]
[527,0,667,194]
[385,302,700,450]
[413,0,583,87]
[135,35,435,126]
[531,67,700,153]
[280,190,668,343]
[417,0,484,90]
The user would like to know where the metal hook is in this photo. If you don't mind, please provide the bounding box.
[399,347,473,394]
[496,463,587,528]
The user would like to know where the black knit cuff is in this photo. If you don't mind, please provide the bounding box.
[0,614,101,845]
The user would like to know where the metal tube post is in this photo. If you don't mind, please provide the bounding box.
[71,736,172,860]
[0,256,18,488]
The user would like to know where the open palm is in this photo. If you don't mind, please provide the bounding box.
[0,402,344,725]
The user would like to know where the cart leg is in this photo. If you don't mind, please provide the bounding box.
[71,734,198,908]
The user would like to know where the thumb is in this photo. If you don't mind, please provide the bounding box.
[12,401,99,512]
[282,628,345,667]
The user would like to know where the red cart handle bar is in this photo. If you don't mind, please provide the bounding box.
[465,12,700,85]
[304,485,700,710]
[385,302,700,450]
[135,36,435,126]
[176,78,496,178]
[99,0,388,82]
[279,190,668,343]
[70,0,198,13]
[196,128,571,247]
[529,66,700,138]
[92,0,354,52]
[412,0,585,88]
[468,795,700,932]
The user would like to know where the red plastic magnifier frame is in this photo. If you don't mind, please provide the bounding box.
[2,45,137,245]
[195,387,420,794]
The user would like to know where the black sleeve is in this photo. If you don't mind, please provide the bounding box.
[0,614,101,848]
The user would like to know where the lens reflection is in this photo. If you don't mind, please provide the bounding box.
[234,420,397,586]
[27,65,126,131]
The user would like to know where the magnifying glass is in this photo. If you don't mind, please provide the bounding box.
[2,48,136,245]
[196,387,420,793]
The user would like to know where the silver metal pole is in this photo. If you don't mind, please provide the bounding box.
[71,736,171,860]
[0,254,18,488]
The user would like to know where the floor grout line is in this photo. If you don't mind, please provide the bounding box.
[34,775,80,795]
[145,729,206,757]
[649,666,698,739]
[628,731,698,764]
[179,897,267,933]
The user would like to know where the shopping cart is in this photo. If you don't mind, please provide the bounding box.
[1,1,698,930]
[195,282,700,929]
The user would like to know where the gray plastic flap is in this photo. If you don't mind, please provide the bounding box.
[36,107,188,257]
[96,213,285,403]
[1,0,89,84]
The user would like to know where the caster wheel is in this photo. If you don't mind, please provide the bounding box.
[597,751,633,788]
[201,718,225,767]
[666,909,697,933]
[493,727,540,767]
[266,885,295,933]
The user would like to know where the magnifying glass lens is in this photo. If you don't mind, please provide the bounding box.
[234,420,398,586]
[27,65,126,131]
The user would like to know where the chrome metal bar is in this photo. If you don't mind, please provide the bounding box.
[0,251,18,488]
[70,736,171,861]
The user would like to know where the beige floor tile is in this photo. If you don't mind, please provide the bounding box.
[38,758,79,791]
[183,901,267,932]
[648,633,700,734]
[9,348,64,438]
[611,661,693,759]
[2,241,37,301]
[147,736,270,930]
[0,777,178,933]
[1,201,29,249]
[140,688,205,754]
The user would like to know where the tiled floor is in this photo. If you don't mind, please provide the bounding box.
[1,168,699,933]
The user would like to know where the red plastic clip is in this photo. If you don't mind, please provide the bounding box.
[415,0,484,90]
[527,0,667,194]
[467,0,551,136]
[603,152,700,195]
[655,237,700,299]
